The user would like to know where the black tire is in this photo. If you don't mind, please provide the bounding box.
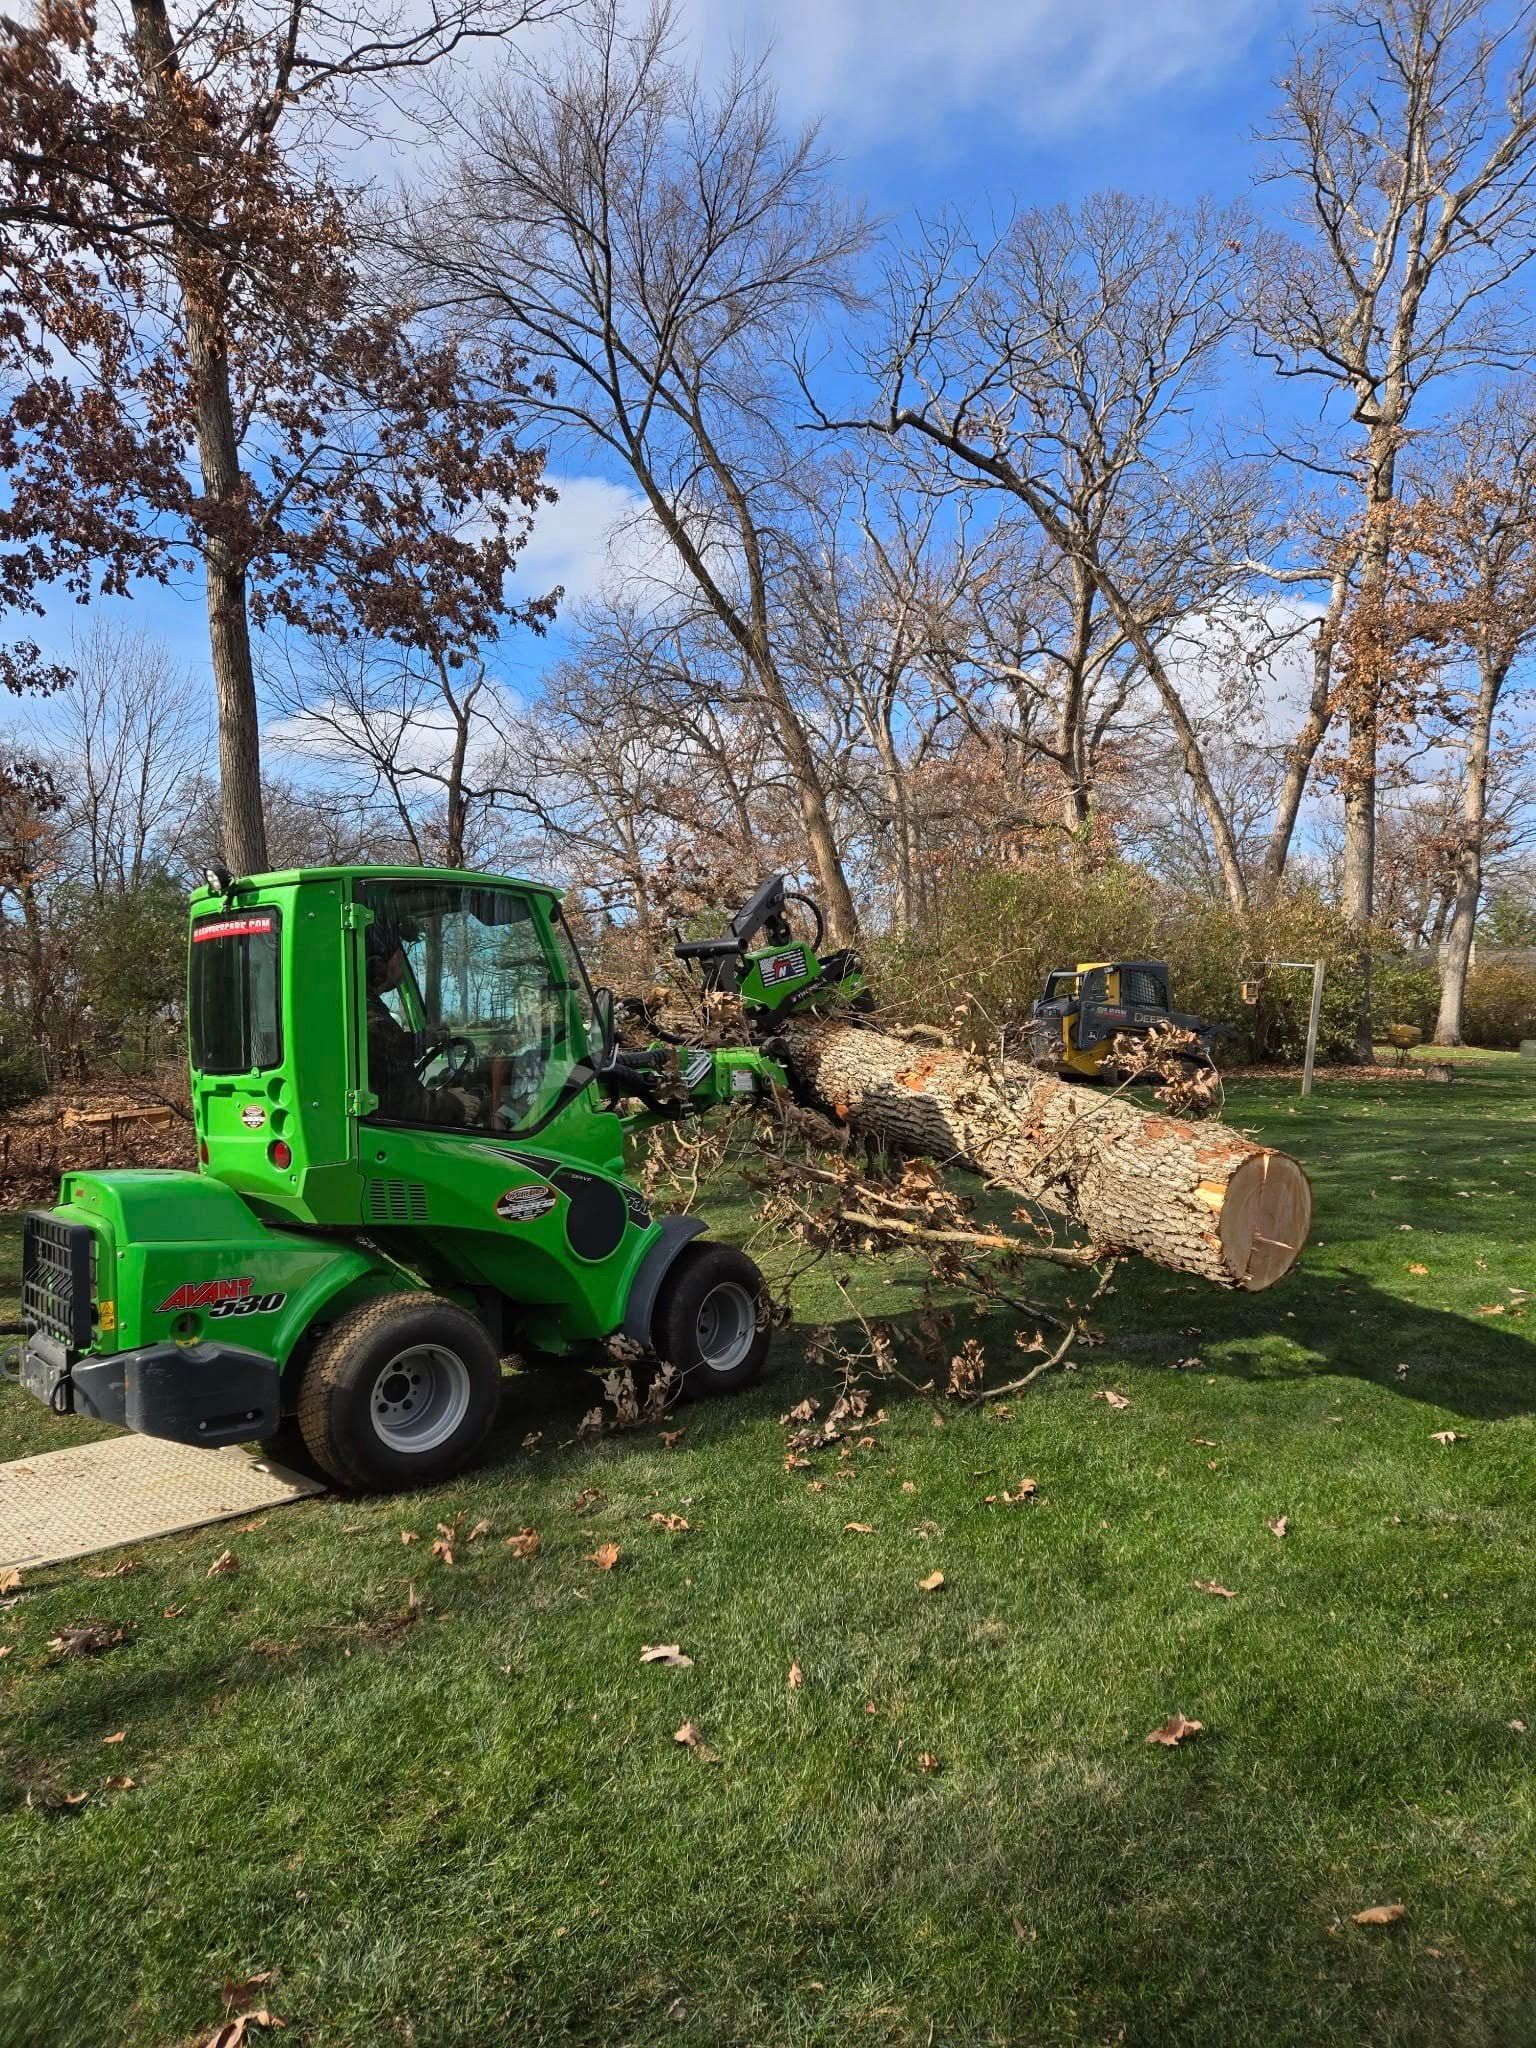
[296,1293,502,1491]
[652,1242,769,1397]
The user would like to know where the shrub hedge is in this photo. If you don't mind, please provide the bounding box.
[876,864,1536,1060]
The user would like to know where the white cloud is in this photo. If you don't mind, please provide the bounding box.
[517,473,665,610]
[677,0,1284,146]
[1159,595,1325,746]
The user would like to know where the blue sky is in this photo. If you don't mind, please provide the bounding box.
[23,0,1315,716]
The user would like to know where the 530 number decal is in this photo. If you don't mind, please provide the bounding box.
[209,1292,287,1319]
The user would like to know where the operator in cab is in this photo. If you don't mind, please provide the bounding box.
[364,912,482,1127]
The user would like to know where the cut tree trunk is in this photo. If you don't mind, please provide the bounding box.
[776,1018,1311,1292]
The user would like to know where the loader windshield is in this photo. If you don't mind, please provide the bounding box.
[356,879,590,1137]
[189,909,283,1073]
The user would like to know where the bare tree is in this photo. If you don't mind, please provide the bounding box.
[1257,0,1536,1049]
[784,467,979,931]
[492,596,799,916]
[44,623,210,896]
[846,191,1264,909]
[932,513,1150,847]
[1349,386,1536,1038]
[268,638,536,870]
[398,0,871,940]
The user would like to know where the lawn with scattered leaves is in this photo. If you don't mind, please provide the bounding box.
[1,1069,1534,2047]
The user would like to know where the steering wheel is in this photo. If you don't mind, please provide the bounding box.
[415,1033,478,1084]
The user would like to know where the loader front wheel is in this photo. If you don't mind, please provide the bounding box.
[652,1243,769,1397]
[297,1294,502,1491]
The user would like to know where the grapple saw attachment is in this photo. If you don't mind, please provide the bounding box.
[671,874,868,1022]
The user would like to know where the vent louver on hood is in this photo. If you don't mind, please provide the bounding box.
[363,1178,428,1225]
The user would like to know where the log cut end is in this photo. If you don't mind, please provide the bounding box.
[1215,1151,1313,1291]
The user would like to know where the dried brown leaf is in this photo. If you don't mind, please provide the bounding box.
[918,1570,946,1593]
[399,1530,419,1545]
[0,1569,20,1595]
[1193,1579,1237,1599]
[220,1973,273,2013]
[788,1660,804,1691]
[102,1730,126,1745]
[1351,1903,1406,1927]
[844,1522,874,1535]
[1430,1430,1461,1446]
[918,1751,942,1773]
[586,1542,622,1572]
[103,1774,136,1791]
[660,1430,685,1449]
[206,1549,239,1579]
[1267,1515,1289,1538]
[203,2012,286,2048]
[673,1720,717,1761]
[649,1513,689,1532]
[506,1528,541,1560]
[1144,1713,1204,1747]
[1093,1389,1131,1411]
[48,1623,128,1659]
[640,1643,693,1668]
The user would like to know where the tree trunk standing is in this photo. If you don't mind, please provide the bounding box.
[1261,559,1351,895]
[755,649,861,947]
[205,543,268,873]
[1111,601,1251,912]
[1434,652,1506,1044]
[130,0,268,876]
[1339,439,1399,1061]
[776,1017,1312,1290]
[870,722,916,934]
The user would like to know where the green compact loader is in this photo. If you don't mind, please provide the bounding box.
[13,865,861,1490]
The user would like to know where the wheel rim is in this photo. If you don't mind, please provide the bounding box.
[693,1279,756,1374]
[369,1343,472,1453]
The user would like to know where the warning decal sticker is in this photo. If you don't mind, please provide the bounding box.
[760,947,807,987]
[495,1184,560,1224]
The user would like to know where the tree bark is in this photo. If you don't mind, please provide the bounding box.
[1434,652,1506,1045]
[777,1016,1311,1291]
[130,0,269,876]
[1260,560,1350,895]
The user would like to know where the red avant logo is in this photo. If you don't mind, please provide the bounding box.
[157,1277,254,1314]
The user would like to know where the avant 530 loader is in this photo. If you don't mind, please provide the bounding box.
[14,866,856,1490]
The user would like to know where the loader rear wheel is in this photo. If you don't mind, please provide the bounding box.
[297,1294,502,1491]
[652,1243,769,1396]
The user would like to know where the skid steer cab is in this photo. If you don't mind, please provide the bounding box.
[1029,960,1225,1081]
[15,866,796,1491]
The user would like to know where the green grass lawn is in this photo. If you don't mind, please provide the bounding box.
[2,1072,1535,2048]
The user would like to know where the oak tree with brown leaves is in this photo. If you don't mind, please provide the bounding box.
[0,0,561,870]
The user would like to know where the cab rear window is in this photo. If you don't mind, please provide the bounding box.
[189,910,282,1073]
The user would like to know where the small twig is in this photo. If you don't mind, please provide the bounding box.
[840,1207,1099,1268]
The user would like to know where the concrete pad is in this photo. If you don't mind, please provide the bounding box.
[0,1434,325,1570]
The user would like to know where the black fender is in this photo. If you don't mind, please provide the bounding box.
[621,1216,706,1347]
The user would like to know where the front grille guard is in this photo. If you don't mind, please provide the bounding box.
[22,1211,96,1356]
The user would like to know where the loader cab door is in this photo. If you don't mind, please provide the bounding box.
[355,877,596,1140]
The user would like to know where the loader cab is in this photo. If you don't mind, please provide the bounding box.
[354,874,598,1140]
[187,867,620,1230]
